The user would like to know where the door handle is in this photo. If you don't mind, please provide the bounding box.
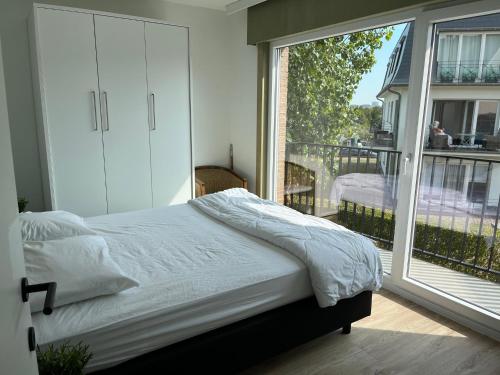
[100,91,110,131]
[150,93,156,131]
[90,91,98,131]
[21,277,57,315]
[403,153,413,176]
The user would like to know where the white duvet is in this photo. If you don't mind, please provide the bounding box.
[189,189,383,307]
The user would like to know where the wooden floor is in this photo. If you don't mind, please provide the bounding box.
[241,290,500,375]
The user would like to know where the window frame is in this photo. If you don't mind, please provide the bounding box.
[267,0,500,340]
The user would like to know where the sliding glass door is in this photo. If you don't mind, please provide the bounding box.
[272,22,413,275]
[407,13,500,317]
[268,0,500,336]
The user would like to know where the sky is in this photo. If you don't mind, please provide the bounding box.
[351,23,407,106]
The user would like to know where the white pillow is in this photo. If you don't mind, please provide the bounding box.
[24,235,139,313]
[19,210,95,241]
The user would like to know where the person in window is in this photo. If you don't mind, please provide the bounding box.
[431,126,453,149]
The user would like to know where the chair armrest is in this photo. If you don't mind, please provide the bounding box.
[195,178,206,197]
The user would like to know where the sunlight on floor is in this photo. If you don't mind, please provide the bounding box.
[242,290,500,375]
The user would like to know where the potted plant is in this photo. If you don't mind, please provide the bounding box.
[37,342,92,375]
[439,68,455,82]
[484,67,499,83]
[461,67,478,82]
[18,197,28,212]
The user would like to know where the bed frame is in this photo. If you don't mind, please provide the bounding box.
[94,291,372,374]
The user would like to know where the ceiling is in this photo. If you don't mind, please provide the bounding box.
[166,0,237,11]
[166,0,267,13]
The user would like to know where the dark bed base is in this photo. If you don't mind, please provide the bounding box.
[94,291,372,375]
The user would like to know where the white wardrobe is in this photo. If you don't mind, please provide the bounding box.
[30,6,193,217]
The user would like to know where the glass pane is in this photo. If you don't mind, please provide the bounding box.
[460,35,481,82]
[276,22,413,275]
[476,101,499,137]
[437,35,459,82]
[484,35,500,82]
[409,14,500,315]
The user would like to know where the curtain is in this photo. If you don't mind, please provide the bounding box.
[460,35,481,64]
[437,35,459,62]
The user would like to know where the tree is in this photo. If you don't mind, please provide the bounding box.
[351,104,383,142]
[286,28,393,145]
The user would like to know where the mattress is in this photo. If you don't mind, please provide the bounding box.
[32,204,312,372]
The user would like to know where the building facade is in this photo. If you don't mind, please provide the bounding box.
[378,15,500,206]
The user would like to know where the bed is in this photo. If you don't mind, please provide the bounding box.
[31,189,381,374]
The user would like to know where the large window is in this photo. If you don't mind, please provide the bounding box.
[274,22,411,275]
[269,1,500,335]
[428,100,500,149]
[437,31,500,83]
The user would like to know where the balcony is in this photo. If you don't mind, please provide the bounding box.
[435,61,500,84]
[283,142,500,314]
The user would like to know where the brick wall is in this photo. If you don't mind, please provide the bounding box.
[276,47,289,204]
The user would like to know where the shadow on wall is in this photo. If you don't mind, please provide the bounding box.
[0,0,45,211]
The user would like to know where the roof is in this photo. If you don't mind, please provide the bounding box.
[377,13,500,97]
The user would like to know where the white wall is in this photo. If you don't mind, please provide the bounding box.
[228,11,257,191]
[0,0,257,211]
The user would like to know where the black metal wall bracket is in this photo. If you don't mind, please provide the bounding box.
[21,277,57,315]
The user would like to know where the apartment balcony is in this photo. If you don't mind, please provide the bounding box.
[435,61,500,84]
[283,142,500,315]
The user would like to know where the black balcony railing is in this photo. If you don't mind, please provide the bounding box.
[436,61,500,83]
[283,142,500,282]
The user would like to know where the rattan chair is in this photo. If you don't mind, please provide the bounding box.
[195,166,248,197]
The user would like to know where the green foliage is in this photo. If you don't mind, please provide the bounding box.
[18,197,28,213]
[37,342,92,375]
[439,68,455,82]
[484,67,499,83]
[350,105,383,141]
[461,67,478,82]
[334,202,499,283]
[286,27,393,145]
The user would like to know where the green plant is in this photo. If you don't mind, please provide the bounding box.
[18,197,28,212]
[333,201,499,283]
[484,68,499,83]
[439,68,455,82]
[461,67,478,82]
[37,342,92,375]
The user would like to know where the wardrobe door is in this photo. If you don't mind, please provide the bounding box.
[145,23,192,207]
[35,9,107,216]
[94,16,152,213]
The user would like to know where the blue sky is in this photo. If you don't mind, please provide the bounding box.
[351,23,407,106]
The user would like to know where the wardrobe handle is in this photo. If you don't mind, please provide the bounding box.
[90,91,98,131]
[150,93,156,131]
[101,91,110,132]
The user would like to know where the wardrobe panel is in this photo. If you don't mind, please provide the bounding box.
[36,8,107,216]
[145,23,192,207]
[94,16,152,213]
